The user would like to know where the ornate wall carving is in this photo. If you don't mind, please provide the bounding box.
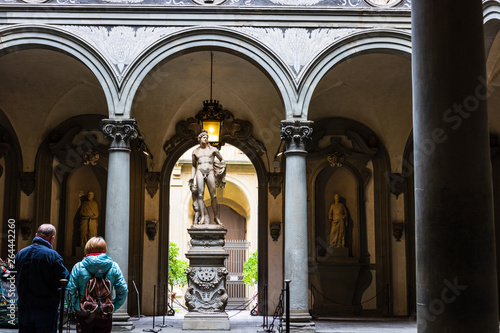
[61,26,181,78]
[237,27,361,77]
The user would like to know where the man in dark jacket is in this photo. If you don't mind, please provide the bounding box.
[15,223,69,333]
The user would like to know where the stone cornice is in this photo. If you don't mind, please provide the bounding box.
[0,6,411,28]
[0,0,411,8]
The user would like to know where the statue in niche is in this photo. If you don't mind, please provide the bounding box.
[188,130,226,226]
[328,193,347,248]
[79,191,99,247]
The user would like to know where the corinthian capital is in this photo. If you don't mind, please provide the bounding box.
[101,119,138,151]
[280,120,313,153]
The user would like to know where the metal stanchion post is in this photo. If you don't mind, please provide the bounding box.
[265,284,268,329]
[158,284,171,328]
[285,280,290,333]
[59,279,68,333]
[143,284,161,332]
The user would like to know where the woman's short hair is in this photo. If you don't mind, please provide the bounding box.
[84,236,107,255]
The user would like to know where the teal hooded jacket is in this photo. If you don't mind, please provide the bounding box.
[66,253,128,313]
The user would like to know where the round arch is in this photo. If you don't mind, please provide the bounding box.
[0,109,22,258]
[307,117,393,315]
[159,135,269,315]
[0,24,119,116]
[120,26,296,119]
[298,29,412,119]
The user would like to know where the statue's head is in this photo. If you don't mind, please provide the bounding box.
[334,193,339,201]
[87,191,95,200]
[198,130,209,143]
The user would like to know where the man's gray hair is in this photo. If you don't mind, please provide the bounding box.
[36,224,56,239]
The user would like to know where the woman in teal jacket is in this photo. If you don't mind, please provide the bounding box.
[66,236,128,333]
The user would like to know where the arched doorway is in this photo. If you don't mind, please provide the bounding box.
[168,143,258,310]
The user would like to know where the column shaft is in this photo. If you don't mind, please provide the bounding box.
[102,119,137,320]
[412,1,499,331]
[281,120,315,332]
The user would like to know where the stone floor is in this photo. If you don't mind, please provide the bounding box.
[0,311,419,332]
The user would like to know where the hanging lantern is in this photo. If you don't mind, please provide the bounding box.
[196,99,224,147]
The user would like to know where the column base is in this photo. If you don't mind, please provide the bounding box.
[289,312,315,333]
[182,312,230,330]
[111,312,135,331]
[289,321,316,333]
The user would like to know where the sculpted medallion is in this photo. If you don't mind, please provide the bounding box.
[365,0,401,6]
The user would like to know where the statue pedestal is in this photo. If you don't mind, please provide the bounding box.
[182,225,230,331]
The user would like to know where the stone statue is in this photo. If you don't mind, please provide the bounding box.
[79,191,99,247]
[328,193,347,248]
[190,178,209,224]
[188,130,226,226]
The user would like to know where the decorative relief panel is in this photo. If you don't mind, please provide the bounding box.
[60,26,181,78]
[4,0,410,7]
[237,27,361,79]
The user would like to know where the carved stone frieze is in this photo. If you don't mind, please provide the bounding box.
[145,171,161,198]
[20,172,35,196]
[280,120,313,152]
[237,27,361,78]
[101,119,138,151]
[191,0,227,4]
[60,26,181,78]
[32,0,411,7]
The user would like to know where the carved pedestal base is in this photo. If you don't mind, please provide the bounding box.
[182,312,230,330]
[183,225,230,331]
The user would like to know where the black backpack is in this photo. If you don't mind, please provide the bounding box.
[79,268,114,319]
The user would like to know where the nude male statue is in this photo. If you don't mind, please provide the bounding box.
[189,130,226,226]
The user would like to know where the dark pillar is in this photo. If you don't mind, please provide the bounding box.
[412,1,499,332]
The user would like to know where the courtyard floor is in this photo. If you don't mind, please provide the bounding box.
[0,311,418,332]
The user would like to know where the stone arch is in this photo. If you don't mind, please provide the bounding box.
[483,2,500,81]
[307,117,392,316]
[0,24,119,116]
[298,29,412,119]
[0,109,22,258]
[159,135,268,315]
[120,26,296,119]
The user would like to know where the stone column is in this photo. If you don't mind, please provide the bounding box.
[101,119,137,326]
[412,1,499,332]
[280,120,315,332]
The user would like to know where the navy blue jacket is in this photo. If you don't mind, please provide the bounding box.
[15,237,69,309]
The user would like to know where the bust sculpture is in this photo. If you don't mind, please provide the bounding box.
[188,130,226,226]
[328,193,347,248]
[79,191,99,247]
